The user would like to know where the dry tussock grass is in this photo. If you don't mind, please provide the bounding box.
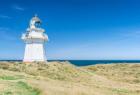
[0,61,139,95]
[84,63,140,84]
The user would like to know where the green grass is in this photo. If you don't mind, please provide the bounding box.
[112,88,129,94]
[0,81,41,95]
[16,81,41,95]
[0,76,20,80]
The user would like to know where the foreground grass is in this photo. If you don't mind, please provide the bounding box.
[0,81,40,95]
[0,69,41,95]
[0,61,139,95]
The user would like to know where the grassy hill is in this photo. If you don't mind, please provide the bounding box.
[0,61,140,95]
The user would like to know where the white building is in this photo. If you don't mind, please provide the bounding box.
[22,15,48,62]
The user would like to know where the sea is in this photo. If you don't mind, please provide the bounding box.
[68,60,140,66]
[1,60,140,66]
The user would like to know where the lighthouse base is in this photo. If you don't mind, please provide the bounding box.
[23,42,46,62]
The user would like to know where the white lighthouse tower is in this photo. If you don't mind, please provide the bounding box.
[22,15,48,62]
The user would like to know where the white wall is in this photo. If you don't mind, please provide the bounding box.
[23,39,46,62]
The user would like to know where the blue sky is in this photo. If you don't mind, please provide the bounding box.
[1,0,140,60]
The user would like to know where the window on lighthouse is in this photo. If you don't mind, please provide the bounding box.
[35,22,40,28]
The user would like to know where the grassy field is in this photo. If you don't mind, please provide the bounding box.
[0,61,139,95]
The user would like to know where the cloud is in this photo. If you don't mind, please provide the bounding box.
[12,4,25,11]
[0,15,12,19]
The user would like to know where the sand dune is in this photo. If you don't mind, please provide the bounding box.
[0,61,139,95]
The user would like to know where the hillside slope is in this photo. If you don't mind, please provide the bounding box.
[0,61,140,95]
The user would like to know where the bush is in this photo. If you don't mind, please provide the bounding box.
[87,66,98,71]
[0,62,9,69]
[133,79,140,83]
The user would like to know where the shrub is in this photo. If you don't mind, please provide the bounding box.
[0,62,9,69]
[87,66,98,71]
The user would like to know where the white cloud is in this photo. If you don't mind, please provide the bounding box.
[0,15,12,19]
[12,4,25,11]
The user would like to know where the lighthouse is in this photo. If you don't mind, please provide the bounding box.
[21,15,48,62]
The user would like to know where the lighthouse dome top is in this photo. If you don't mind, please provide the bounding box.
[31,14,41,23]
[30,14,42,29]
